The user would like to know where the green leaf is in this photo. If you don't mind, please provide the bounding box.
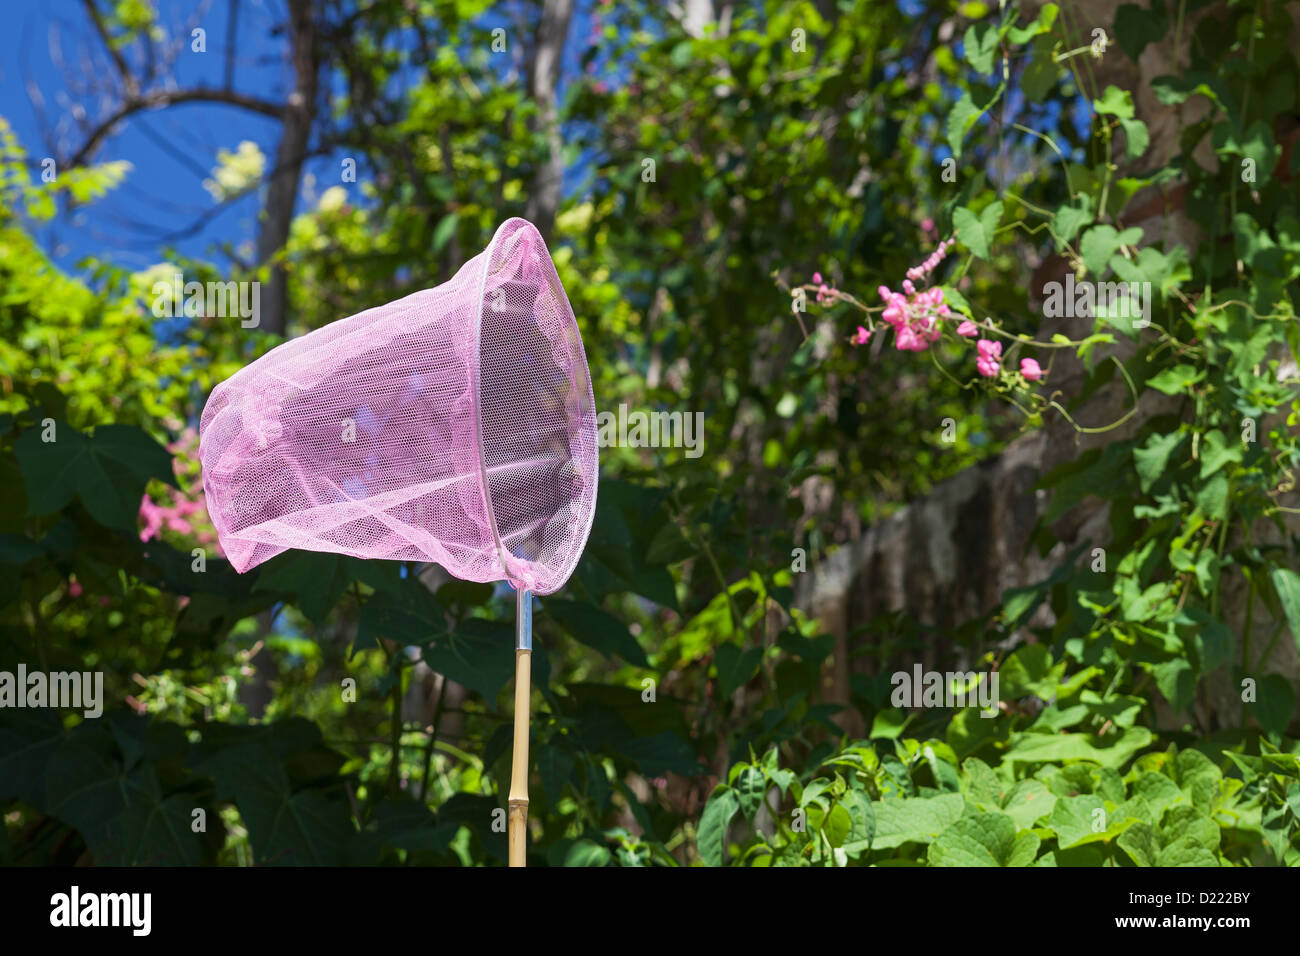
[615,731,701,778]
[1194,472,1229,520]
[947,90,984,159]
[1198,429,1243,479]
[421,619,514,700]
[546,599,648,667]
[1118,821,1158,865]
[431,213,459,253]
[1110,244,1191,300]
[536,747,573,808]
[1048,794,1136,848]
[1185,608,1232,673]
[353,795,457,859]
[1146,364,1202,396]
[928,811,1022,866]
[1114,4,1167,62]
[1093,85,1136,120]
[939,283,973,317]
[15,423,176,530]
[953,201,1002,259]
[823,802,853,848]
[1133,430,1183,493]
[1007,2,1057,44]
[841,789,876,854]
[1052,195,1093,244]
[254,551,354,623]
[645,521,693,564]
[715,642,763,697]
[1119,117,1149,159]
[871,793,966,849]
[1156,836,1219,866]
[1270,568,1300,655]
[1212,120,1281,180]
[355,587,446,654]
[198,735,353,865]
[698,786,740,866]
[737,765,766,820]
[1005,727,1152,770]
[1001,780,1056,829]
[561,838,612,867]
[1131,772,1186,818]
[963,22,1000,74]
[1000,644,1064,699]
[1021,34,1060,102]
[1256,673,1297,736]
[1079,225,1143,276]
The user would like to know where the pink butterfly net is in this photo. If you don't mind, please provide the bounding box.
[198,217,599,596]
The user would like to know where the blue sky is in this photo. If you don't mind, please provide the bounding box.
[0,0,601,276]
[1,0,294,271]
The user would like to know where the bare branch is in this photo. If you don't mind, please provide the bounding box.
[66,87,286,168]
[80,0,137,97]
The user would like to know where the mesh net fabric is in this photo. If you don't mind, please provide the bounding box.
[198,217,598,595]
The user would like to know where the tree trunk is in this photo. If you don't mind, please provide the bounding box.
[525,0,574,240]
[255,0,318,336]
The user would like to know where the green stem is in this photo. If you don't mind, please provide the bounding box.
[387,650,405,797]
[1257,619,1286,670]
[1209,504,1231,619]
[1242,573,1255,670]
[419,673,450,802]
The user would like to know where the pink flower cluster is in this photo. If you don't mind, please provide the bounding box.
[829,232,1048,386]
[812,272,838,305]
[859,238,956,352]
[876,282,950,351]
[976,339,1002,377]
[139,493,207,541]
[905,237,952,282]
[137,426,221,551]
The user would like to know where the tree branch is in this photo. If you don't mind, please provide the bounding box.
[66,87,286,169]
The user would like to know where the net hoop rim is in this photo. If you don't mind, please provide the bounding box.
[470,216,599,595]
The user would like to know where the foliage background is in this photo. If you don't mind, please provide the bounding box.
[1,0,1299,867]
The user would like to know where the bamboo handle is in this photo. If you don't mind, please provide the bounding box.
[507,646,531,867]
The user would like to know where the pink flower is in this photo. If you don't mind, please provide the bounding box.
[957,320,977,337]
[813,272,823,284]
[976,339,1002,378]
[921,217,935,234]
[1020,358,1044,381]
[68,580,83,598]
[895,325,927,351]
[852,326,871,346]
